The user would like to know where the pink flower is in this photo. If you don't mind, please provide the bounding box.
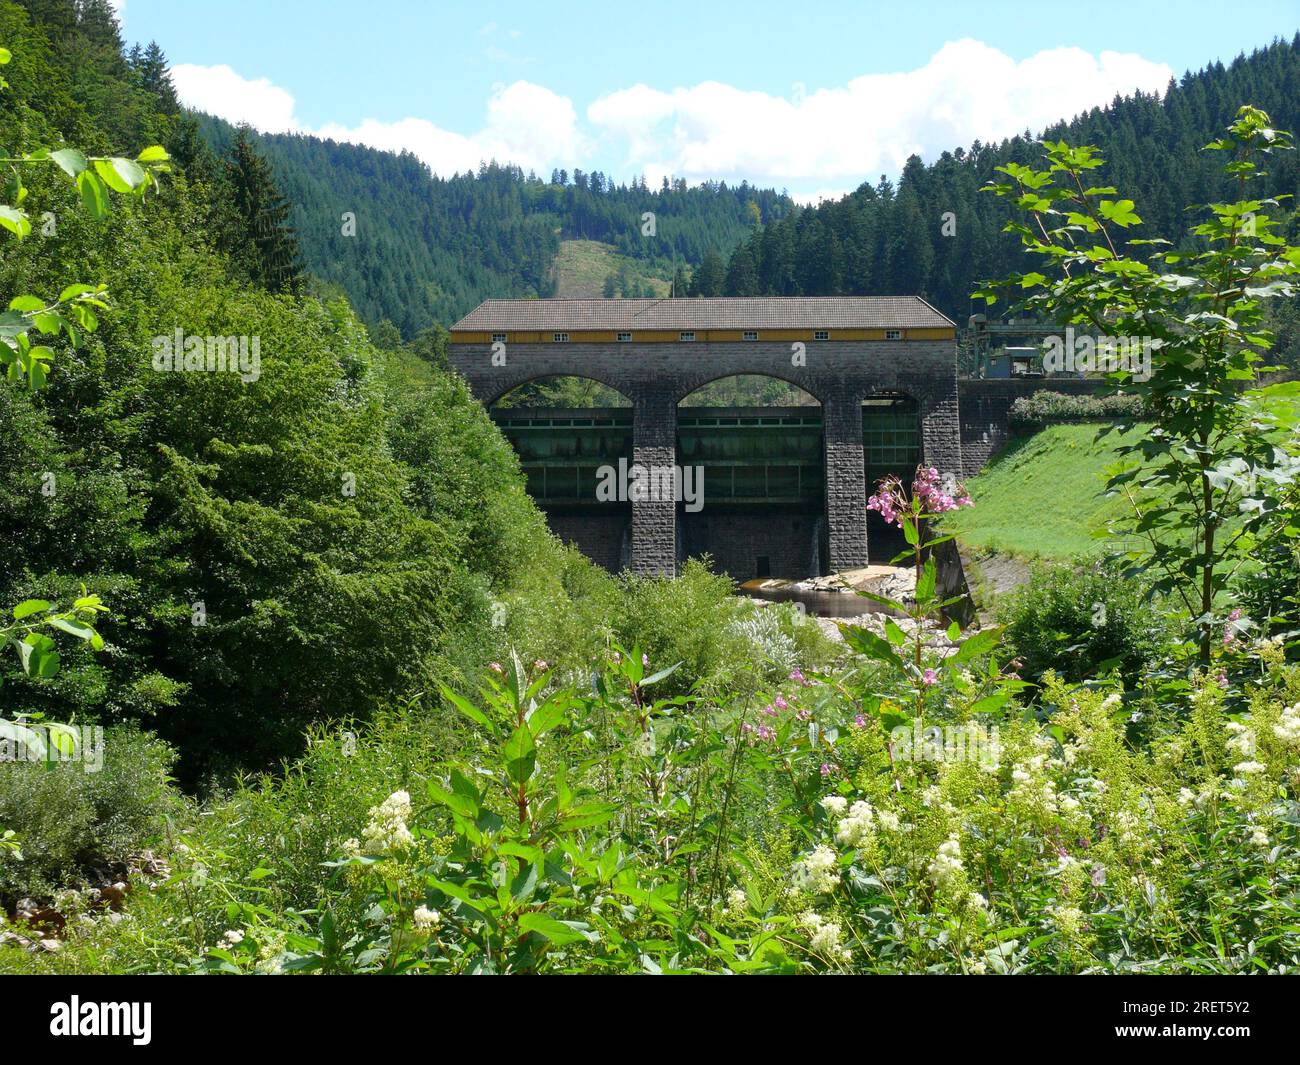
[1228,608,1242,622]
[642,653,650,667]
[789,668,810,687]
[774,695,789,711]
[1216,671,1229,690]
[489,662,504,675]
[820,763,837,778]
[533,659,548,671]
[762,704,778,718]
[852,713,867,729]
[796,709,812,722]
[757,724,775,742]
[922,668,938,686]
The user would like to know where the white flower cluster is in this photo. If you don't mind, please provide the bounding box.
[1226,721,1258,772]
[725,887,749,918]
[1274,703,1300,745]
[360,789,414,855]
[928,835,965,891]
[791,844,840,894]
[798,911,851,963]
[413,905,442,931]
[834,800,877,848]
[1047,903,1085,938]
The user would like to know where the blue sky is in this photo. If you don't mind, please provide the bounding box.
[114,0,1300,199]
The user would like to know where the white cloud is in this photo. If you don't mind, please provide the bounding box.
[173,65,581,177]
[172,63,300,133]
[588,40,1173,191]
[172,40,1172,194]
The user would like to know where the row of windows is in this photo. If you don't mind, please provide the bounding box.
[491,330,905,343]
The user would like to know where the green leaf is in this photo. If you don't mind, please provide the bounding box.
[502,724,536,786]
[438,684,496,735]
[46,616,95,641]
[0,205,30,239]
[516,912,594,946]
[76,169,108,218]
[93,157,146,193]
[136,145,170,163]
[13,599,51,620]
[50,148,88,178]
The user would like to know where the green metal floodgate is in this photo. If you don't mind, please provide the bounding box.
[489,398,920,506]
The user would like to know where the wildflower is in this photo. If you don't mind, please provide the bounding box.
[340,837,362,859]
[922,668,938,686]
[774,695,789,711]
[1273,703,1300,745]
[789,668,809,686]
[791,845,840,894]
[220,929,244,947]
[819,795,848,816]
[1250,827,1270,849]
[489,662,504,675]
[1233,761,1266,776]
[726,887,749,917]
[756,724,775,742]
[876,808,900,832]
[1100,692,1122,713]
[642,653,649,667]
[1048,904,1085,938]
[798,911,851,963]
[413,906,442,932]
[928,835,965,891]
[968,958,987,975]
[361,790,415,855]
[762,703,778,717]
[820,763,837,778]
[533,659,548,671]
[796,708,813,722]
[1090,863,1106,888]
[1216,671,1229,690]
[834,801,876,848]
[852,713,867,729]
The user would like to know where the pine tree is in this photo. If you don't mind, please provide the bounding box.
[225,127,302,294]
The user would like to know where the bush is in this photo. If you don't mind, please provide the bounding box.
[1000,561,1171,684]
[1009,390,1146,426]
[0,725,179,905]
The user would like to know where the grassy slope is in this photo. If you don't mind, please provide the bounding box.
[943,384,1299,561]
[943,423,1146,559]
[551,240,672,297]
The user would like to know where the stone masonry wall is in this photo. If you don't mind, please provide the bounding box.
[957,378,1102,476]
[450,338,960,575]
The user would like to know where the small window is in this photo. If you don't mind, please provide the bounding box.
[680,331,696,342]
[743,330,758,341]
[491,332,507,343]
[885,329,902,340]
[553,332,569,343]
[617,332,632,342]
[813,329,829,341]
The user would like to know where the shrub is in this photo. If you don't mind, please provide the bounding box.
[1009,390,1146,427]
[0,725,178,904]
[1000,562,1171,685]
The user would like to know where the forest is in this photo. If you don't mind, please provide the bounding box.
[0,0,1298,985]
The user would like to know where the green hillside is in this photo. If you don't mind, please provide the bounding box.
[942,423,1146,559]
[551,239,672,298]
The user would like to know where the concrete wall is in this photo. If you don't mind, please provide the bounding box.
[957,378,1102,476]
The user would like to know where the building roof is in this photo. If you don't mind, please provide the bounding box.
[450,296,954,332]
